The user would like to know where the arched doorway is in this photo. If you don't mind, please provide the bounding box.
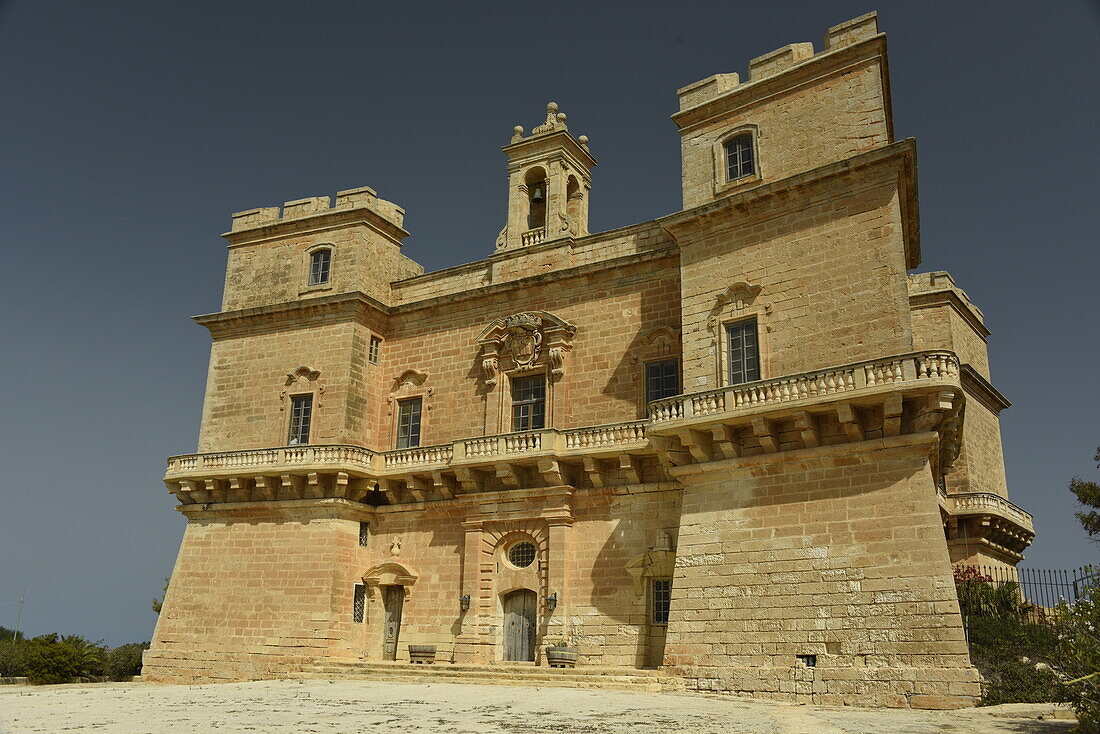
[502,589,537,662]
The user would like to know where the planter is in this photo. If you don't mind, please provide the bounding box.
[545,646,579,669]
[408,645,437,664]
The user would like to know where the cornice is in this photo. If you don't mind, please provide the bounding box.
[909,288,991,339]
[960,364,1011,413]
[193,292,390,339]
[222,206,409,248]
[389,245,679,315]
[657,139,920,269]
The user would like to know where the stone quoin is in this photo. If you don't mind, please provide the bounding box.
[143,12,1033,709]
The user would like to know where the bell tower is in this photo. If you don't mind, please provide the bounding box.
[497,102,596,251]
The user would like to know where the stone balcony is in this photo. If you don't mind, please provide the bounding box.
[646,351,964,475]
[164,351,976,507]
[941,491,1035,560]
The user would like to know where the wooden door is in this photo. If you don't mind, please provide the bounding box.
[382,585,404,661]
[502,589,537,662]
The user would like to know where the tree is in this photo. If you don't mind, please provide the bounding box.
[105,642,149,681]
[152,577,169,615]
[1070,447,1100,540]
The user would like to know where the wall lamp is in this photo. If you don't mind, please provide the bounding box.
[545,592,558,612]
[459,594,471,612]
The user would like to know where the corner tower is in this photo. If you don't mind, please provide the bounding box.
[497,102,596,251]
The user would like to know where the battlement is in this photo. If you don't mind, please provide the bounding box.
[907,271,986,324]
[229,185,406,234]
[676,12,880,111]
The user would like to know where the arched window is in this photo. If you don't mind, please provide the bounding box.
[724,133,755,182]
[524,167,547,230]
[308,248,331,286]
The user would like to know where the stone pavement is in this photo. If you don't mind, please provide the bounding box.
[0,679,1075,733]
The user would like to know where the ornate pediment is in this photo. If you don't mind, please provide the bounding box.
[477,311,577,382]
[362,560,419,598]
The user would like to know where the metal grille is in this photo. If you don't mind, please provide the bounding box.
[288,395,313,445]
[368,336,382,365]
[646,358,680,403]
[725,133,755,181]
[396,398,422,449]
[353,584,366,623]
[651,578,672,624]
[309,249,331,285]
[955,563,1096,621]
[511,374,546,431]
[358,522,370,548]
[508,542,537,568]
[726,319,760,385]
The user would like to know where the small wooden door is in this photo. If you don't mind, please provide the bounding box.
[382,585,404,661]
[502,589,537,662]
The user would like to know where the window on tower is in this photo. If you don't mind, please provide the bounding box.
[724,133,755,182]
[308,248,332,286]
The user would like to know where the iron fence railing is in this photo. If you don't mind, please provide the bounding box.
[954,564,1096,627]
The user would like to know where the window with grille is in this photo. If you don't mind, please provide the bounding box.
[508,541,537,568]
[511,374,546,431]
[309,248,331,285]
[353,584,366,623]
[288,395,313,445]
[651,578,672,625]
[724,133,755,181]
[368,336,382,365]
[645,358,680,403]
[396,397,422,449]
[358,522,370,547]
[726,319,760,386]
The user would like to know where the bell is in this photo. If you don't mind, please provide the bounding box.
[530,185,544,203]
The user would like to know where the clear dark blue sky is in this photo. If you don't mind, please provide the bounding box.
[1,1,1097,645]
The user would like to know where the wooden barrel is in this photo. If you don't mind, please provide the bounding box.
[545,646,578,668]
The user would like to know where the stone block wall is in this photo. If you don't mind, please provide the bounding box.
[661,437,979,707]
[677,161,913,393]
[675,16,889,209]
[197,320,387,452]
[144,504,368,682]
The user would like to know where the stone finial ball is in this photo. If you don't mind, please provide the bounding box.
[578,135,589,145]
[513,126,524,135]
[557,113,567,123]
[547,102,558,112]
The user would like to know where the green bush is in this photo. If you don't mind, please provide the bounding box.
[966,615,1069,705]
[21,634,107,684]
[0,639,24,678]
[1055,583,1100,733]
[105,642,149,681]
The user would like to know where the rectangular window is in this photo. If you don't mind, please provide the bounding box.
[358,522,370,547]
[726,319,760,386]
[511,373,546,432]
[309,249,331,285]
[396,397,422,449]
[651,578,672,625]
[353,583,366,623]
[368,336,382,365]
[725,134,755,181]
[645,358,680,403]
[288,395,313,445]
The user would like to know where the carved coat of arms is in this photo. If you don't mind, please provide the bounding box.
[503,313,543,368]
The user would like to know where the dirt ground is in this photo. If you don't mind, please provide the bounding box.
[0,679,1077,734]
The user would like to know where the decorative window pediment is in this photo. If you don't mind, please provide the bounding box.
[477,311,576,384]
[362,560,419,598]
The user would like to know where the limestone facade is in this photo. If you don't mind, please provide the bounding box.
[144,12,1033,708]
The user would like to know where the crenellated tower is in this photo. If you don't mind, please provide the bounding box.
[497,102,595,251]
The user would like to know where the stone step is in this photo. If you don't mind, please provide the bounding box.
[320,661,669,679]
[294,661,680,692]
